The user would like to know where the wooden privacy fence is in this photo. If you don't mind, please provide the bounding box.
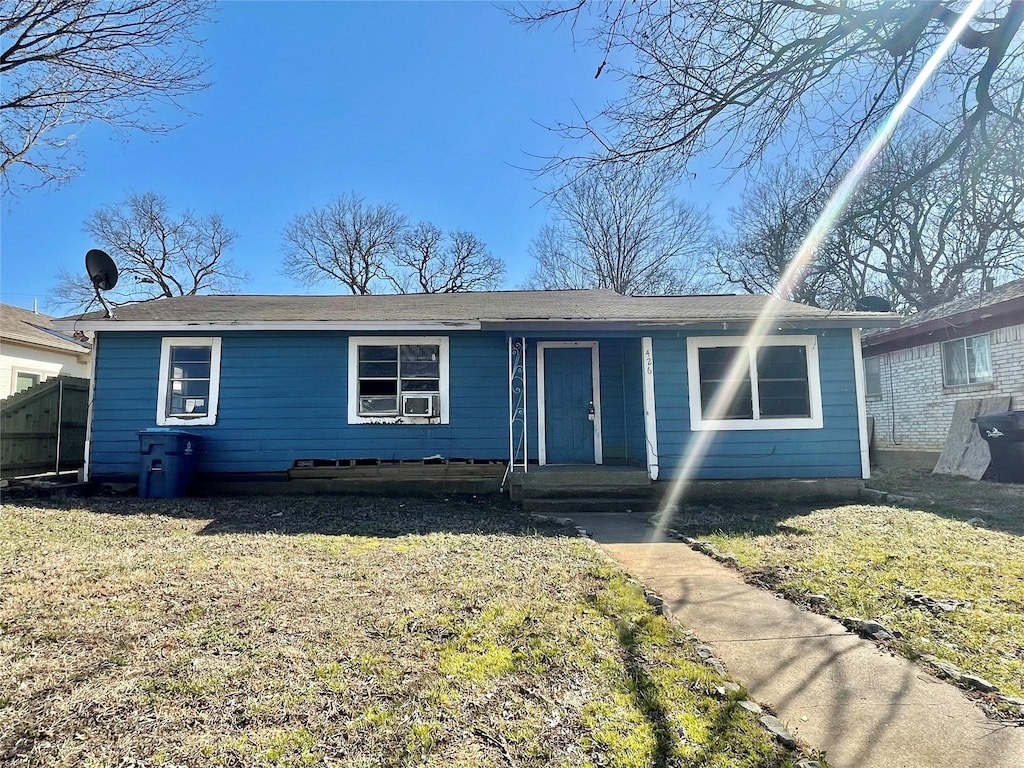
[1,376,89,478]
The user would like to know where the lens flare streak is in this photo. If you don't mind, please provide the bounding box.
[649,0,986,541]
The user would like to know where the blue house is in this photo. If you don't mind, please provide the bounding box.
[59,290,896,490]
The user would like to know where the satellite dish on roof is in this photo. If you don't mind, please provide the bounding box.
[855,296,892,313]
[86,248,118,290]
[85,248,119,318]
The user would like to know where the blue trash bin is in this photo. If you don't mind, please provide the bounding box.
[138,429,201,498]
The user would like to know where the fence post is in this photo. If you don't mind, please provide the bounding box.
[54,377,64,475]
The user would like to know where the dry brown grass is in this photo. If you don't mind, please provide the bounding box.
[1,496,803,768]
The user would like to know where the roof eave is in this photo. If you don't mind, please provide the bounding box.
[55,315,900,333]
[481,316,900,331]
[862,296,1024,354]
[52,319,484,332]
[0,331,91,354]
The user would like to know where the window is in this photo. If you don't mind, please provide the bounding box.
[941,334,992,387]
[348,337,450,424]
[156,337,222,426]
[864,357,882,397]
[686,335,823,431]
[13,371,41,393]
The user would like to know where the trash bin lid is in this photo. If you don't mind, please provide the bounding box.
[973,410,1024,441]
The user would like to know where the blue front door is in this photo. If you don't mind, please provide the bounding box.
[544,347,595,464]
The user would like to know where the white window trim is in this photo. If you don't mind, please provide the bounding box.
[156,337,222,426]
[347,336,450,425]
[686,335,824,431]
[11,368,46,393]
[536,341,603,466]
[940,333,993,388]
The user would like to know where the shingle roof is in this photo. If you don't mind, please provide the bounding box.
[889,278,1024,332]
[1,303,92,354]
[59,289,895,328]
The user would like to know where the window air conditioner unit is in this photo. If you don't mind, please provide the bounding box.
[402,393,439,417]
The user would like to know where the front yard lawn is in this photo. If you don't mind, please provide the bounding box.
[866,468,1024,535]
[1,496,805,768]
[669,477,1024,705]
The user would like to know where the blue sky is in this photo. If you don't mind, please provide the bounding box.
[0,1,735,312]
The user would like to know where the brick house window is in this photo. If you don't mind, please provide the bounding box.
[864,357,882,397]
[941,334,992,387]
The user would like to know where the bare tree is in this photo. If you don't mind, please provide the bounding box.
[283,194,506,294]
[282,193,408,295]
[714,163,883,309]
[50,192,243,311]
[390,222,505,293]
[513,1,1024,214]
[526,223,600,291]
[715,128,1024,312]
[853,128,1024,310]
[525,165,712,295]
[1,0,212,191]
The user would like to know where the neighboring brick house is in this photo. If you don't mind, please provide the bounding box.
[861,279,1024,466]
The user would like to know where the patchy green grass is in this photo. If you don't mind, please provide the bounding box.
[669,486,1024,701]
[0,496,804,767]
[866,468,1024,535]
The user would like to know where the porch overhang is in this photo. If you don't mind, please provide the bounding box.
[502,335,659,483]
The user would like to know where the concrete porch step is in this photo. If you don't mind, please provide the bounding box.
[508,469,650,489]
[522,497,657,514]
[518,484,656,500]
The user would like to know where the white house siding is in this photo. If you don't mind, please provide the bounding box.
[865,323,1024,452]
[0,341,92,400]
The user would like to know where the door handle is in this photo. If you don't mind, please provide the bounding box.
[587,400,595,421]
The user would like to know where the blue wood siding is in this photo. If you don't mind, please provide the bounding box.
[90,331,511,477]
[651,329,862,479]
[88,327,861,480]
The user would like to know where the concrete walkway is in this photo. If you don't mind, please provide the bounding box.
[572,512,1024,768]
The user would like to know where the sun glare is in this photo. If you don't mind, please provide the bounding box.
[648,0,987,542]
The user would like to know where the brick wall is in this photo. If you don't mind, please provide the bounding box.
[865,323,1024,451]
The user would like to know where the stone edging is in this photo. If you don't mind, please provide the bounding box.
[861,487,922,506]
[660,524,1024,721]
[527,512,827,764]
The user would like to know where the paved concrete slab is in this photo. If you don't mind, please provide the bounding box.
[573,512,1024,768]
